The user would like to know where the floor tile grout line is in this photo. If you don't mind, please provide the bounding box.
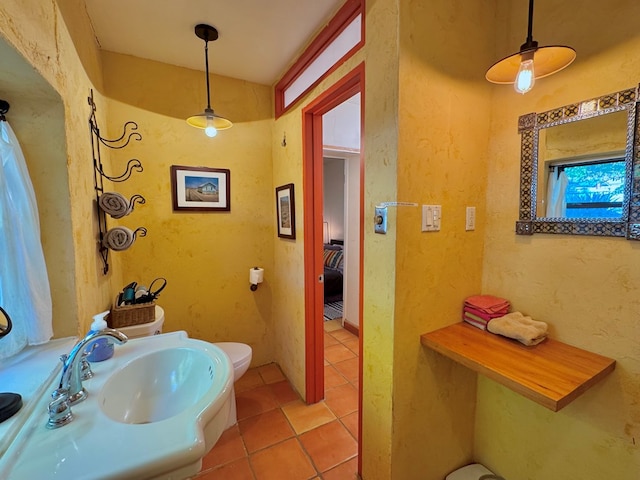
[239,401,355,477]
[197,424,251,477]
[295,422,359,479]
[336,414,358,442]
[242,435,259,480]
[295,433,325,479]
[237,388,336,475]
[250,431,323,479]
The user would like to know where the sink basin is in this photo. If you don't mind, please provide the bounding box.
[100,347,225,424]
[0,331,233,480]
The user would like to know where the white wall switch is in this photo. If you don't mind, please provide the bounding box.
[422,205,441,232]
[465,206,476,231]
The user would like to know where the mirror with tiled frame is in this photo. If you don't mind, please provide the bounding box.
[516,84,640,239]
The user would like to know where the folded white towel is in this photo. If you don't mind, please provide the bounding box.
[98,192,130,219]
[102,226,146,251]
[487,311,548,346]
[99,192,146,219]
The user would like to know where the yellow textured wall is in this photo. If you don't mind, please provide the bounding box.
[56,0,104,91]
[391,0,495,478]
[101,52,275,365]
[273,1,494,478]
[5,2,639,479]
[479,1,640,478]
[270,103,307,392]
[270,2,399,475]
[360,0,399,478]
[0,0,115,337]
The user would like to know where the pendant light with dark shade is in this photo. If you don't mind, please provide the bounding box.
[486,0,576,94]
[187,24,232,137]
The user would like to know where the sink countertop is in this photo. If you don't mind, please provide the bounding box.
[0,337,77,459]
[0,331,233,480]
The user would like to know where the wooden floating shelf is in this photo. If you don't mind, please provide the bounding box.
[420,322,616,411]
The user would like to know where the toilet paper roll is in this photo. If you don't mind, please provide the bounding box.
[250,267,264,285]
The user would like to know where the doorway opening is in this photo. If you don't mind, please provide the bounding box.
[322,149,360,335]
[302,62,364,472]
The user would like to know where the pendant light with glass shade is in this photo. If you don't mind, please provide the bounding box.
[187,24,232,137]
[486,0,576,94]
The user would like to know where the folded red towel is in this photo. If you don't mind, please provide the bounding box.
[464,294,510,314]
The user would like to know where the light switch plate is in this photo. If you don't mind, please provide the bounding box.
[465,206,476,231]
[422,205,441,232]
[374,207,387,234]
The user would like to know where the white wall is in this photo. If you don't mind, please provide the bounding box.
[323,93,361,151]
[323,157,345,242]
[343,152,360,327]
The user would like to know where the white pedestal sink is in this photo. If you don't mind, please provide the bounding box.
[0,331,233,480]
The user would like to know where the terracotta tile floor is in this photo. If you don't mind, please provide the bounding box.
[195,321,360,480]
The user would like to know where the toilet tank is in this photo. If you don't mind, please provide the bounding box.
[117,306,165,339]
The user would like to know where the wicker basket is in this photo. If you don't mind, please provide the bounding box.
[107,297,156,329]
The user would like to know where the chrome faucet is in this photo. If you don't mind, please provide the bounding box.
[55,328,128,405]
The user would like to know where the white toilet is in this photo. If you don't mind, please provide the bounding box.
[446,464,502,480]
[117,306,165,339]
[213,342,252,429]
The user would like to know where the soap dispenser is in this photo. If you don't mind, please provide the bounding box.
[85,311,114,362]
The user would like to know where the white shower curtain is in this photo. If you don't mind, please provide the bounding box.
[545,170,568,218]
[0,120,53,359]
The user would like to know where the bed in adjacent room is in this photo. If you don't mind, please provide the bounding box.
[323,242,344,320]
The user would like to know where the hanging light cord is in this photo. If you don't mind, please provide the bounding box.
[522,0,538,51]
[186,23,232,133]
[204,37,212,111]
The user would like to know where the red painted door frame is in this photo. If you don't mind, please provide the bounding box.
[302,62,365,468]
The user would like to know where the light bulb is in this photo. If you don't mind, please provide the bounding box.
[204,117,218,137]
[514,58,535,94]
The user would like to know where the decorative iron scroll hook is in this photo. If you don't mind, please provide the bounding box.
[0,99,9,121]
[132,227,148,240]
[96,121,142,149]
[89,88,146,274]
[129,194,146,209]
[96,158,144,183]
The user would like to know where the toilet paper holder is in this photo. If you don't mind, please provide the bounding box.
[250,267,264,291]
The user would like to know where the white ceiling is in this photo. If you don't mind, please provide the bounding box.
[84,0,345,86]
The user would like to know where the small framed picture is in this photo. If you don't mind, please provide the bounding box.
[276,183,296,239]
[170,165,230,212]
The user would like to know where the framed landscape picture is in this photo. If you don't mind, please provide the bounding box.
[276,183,296,239]
[170,165,230,212]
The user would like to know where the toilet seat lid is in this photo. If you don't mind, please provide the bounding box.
[215,342,252,365]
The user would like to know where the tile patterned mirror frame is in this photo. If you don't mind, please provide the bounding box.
[516,84,640,239]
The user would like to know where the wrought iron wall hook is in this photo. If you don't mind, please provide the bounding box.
[97,235,109,274]
[129,194,146,207]
[87,92,141,148]
[133,227,147,239]
[89,89,146,274]
[95,158,144,183]
[92,121,142,149]
[87,93,96,114]
[0,99,9,121]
